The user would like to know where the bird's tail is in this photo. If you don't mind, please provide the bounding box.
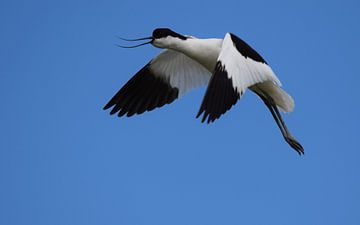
[255,81,294,112]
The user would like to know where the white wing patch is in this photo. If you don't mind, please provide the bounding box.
[150,49,211,95]
[197,33,284,123]
[104,48,211,117]
[219,33,281,96]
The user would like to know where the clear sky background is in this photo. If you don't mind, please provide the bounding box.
[1,0,359,224]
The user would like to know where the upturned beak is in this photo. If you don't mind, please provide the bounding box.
[116,36,153,48]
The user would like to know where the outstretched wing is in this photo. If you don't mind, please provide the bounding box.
[104,49,211,117]
[196,33,281,123]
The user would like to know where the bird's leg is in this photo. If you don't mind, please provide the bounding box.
[254,90,304,155]
[266,96,304,155]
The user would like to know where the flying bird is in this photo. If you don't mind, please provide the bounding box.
[104,28,304,155]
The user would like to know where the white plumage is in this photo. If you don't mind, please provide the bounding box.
[217,33,292,111]
[104,28,303,155]
[150,49,211,95]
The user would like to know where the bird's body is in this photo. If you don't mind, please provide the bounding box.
[166,38,223,71]
[104,28,304,154]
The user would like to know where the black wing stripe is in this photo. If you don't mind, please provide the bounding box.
[128,83,154,115]
[104,63,179,117]
[229,33,267,64]
[168,89,178,104]
[196,61,240,123]
[125,75,156,116]
[207,70,222,123]
[136,76,162,114]
[158,91,169,107]
[147,79,165,111]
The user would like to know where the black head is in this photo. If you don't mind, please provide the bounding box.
[117,28,187,49]
[152,28,187,40]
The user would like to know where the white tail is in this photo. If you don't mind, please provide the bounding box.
[255,81,295,112]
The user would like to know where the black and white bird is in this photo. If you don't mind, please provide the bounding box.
[104,28,304,155]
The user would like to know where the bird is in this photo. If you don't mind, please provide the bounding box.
[103,28,304,155]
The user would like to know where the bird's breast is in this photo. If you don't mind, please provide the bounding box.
[172,38,223,72]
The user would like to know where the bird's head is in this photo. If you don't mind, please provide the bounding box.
[117,28,187,49]
[151,28,187,48]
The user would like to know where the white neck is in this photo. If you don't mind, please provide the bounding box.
[156,37,223,72]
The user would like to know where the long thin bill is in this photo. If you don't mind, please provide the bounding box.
[116,40,153,48]
[116,36,153,41]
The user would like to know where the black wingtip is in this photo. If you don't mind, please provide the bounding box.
[201,111,209,123]
[109,105,120,115]
[103,103,112,110]
[118,108,127,117]
[103,64,179,118]
[195,111,201,119]
[196,103,205,119]
[195,61,240,125]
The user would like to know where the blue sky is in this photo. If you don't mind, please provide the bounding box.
[1,0,359,224]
